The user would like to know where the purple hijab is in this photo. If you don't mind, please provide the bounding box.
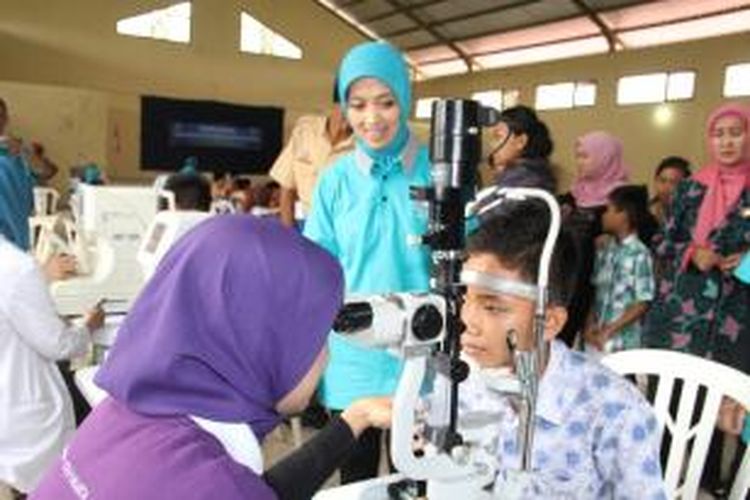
[96,215,343,439]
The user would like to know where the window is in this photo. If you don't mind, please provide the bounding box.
[415,97,439,120]
[240,11,302,60]
[503,89,521,109]
[535,81,597,110]
[616,71,695,105]
[116,2,191,43]
[724,63,750,97]
[470,89,520,111]
[472,90,503,110]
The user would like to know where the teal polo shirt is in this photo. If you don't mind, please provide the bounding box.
[304,134,432,409]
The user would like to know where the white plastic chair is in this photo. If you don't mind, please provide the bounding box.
[33,186,59,215]
[602,349,750,500]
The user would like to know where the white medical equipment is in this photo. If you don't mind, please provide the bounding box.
[316,98,561,499]
[137,209,211,280]
[49,184,157,316]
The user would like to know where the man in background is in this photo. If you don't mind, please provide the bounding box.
[270,80,353,228]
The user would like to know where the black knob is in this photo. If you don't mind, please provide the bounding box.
[411,304,443,341]
[450,358,470,384]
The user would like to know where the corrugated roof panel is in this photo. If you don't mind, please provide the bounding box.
[369,13,418,34]
[435,1,581,40]
[601,0,750,30]
[390,30,440,50]
[619,7,750,48]
[344,0,395,20]
[413,0,522,24]
[418,58,471,78]
[584,0,650,9]
[473,35,609,69]
[458,16,599,55]
[408,44,461,64]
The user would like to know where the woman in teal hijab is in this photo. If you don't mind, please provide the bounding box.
[304,42,432,483]
[0,141,34,250]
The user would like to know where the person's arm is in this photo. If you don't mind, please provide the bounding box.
[601,302,649,341]
[263,398,391,500]
[583,307,602,349]
[278,187,298,228]
[6,262,96,360]
[585,246,606,348]
[270,121,305,226]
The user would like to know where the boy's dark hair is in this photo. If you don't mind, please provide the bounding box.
[232,178,252,191]
[163,173,211,211]
[608,184,659,244]
[255,180,281,207]
[655,156,691,178]
[467,200,578,308]
[499,105,554,160]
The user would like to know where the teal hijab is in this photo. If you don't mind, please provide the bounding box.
[337,42,411,161]
[0,147,34,250]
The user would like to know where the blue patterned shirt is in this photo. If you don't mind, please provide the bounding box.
[593,234,655,351]
[457,341,666,499]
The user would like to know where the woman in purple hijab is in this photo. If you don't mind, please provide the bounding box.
[32,216,391,500]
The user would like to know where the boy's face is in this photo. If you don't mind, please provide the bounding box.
[602,202,626,234]
[461,253,538,369]
[461,252,568,369]
[654,166,685,203]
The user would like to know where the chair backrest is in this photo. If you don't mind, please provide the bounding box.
[33,186,60,215]
[602,349,750,500]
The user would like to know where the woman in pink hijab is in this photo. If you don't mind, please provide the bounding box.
[558,131,630,344]
[644,103,750,368]
[644,103,750,495]
[570,131,630,208]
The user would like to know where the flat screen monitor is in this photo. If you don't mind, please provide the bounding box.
[140,95,284,174]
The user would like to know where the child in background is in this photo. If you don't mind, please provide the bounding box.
[229,178,254,213]
[585,185,657,353]
[649,156,691,225]
[457,200,665,498]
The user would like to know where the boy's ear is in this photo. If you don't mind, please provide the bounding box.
[513,132,529,153]
[543,305,568,341]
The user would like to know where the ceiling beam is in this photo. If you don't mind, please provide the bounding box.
[381,0,540,39]
[382,0,475,72]
[336,0,368,7]
[570,0,621,51]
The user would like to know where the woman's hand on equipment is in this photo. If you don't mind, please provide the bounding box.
[341,397,393,437]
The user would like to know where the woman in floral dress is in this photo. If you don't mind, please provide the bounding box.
[644,103,750,373]
[644,103,750,494]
